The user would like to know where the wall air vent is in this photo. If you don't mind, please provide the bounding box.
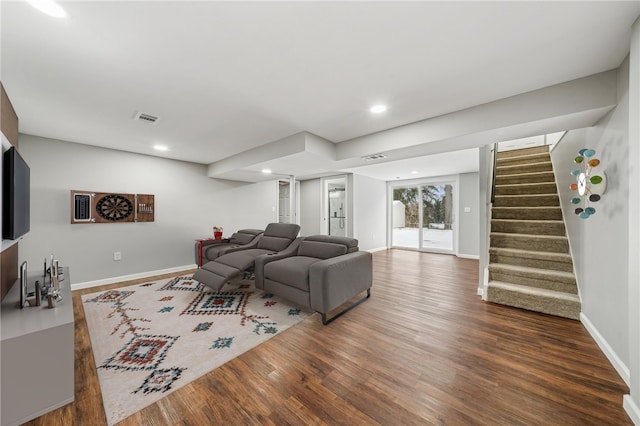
[133,112,159,125]
[361,153,387,161]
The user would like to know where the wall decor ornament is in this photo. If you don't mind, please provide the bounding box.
[569,148,606,219]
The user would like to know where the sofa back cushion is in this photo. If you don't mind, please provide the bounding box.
[229,229,261,245]
[256,223,301,252]
[301,235,359,253]
[258,236,293,252]
[298,240,348,259]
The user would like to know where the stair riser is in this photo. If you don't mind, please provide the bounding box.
[493,195,560,207]
[496,162,553,175]
[495,172,555,185]
[490,234,569,253]
[491,208,563,220]
[485,285,580,320]
[489,253,574,272]
[491,221,565,236]
[494,183,557,196]
[497,154,550,167]
[496,146,550,159]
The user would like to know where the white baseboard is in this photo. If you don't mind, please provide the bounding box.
[624,395,640,425]
[368,246,389,253]
[477,287,484,296]
[580,312,630,386]
[71,264,197,291]
[457,253,479,260]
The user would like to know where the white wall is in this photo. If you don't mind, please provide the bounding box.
[550,59,630,379]
[352,174,387,251]
[18,135,277,284]
[458,172,480,258]
[299,179,321,236]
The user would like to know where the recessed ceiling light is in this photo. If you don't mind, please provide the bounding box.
[370,104,387,114]
[153,145,169,152]
[26,0,67,18]
[262,169,272,174]
[411,171,418,174]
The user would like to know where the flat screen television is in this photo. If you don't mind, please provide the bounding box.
[2,146,30,240]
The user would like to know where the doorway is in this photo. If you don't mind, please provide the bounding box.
[390,179,457,253]
[278,178,299,224]
[322,176,348,236]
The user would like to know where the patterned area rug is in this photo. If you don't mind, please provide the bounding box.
[82,275,311,425]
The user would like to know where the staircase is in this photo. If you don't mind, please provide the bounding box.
[485,145,581,320]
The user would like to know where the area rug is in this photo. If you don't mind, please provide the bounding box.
[82,275,311,425]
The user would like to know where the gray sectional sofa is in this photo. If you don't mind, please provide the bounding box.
[192,224,373,324]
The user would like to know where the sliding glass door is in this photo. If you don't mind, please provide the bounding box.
[391,179,456,253]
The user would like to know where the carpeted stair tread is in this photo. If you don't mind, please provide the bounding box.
[496,152,551,167]
[488,263,576,283]
[494,182,557,195]
[496,161,553,175]
[496,146,550,159]
[490,250,574,273]
[491,206,563,220]
[486,280,580,319]
[495,170,556,185]
[490,219,566,236]
[489,247,572,263]
[493,193,560,207]
[490,232,569,253]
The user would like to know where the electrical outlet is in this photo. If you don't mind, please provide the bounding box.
[113,251,122,261]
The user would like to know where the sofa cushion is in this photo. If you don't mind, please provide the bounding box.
[297,240,347,259]
[264,256,320,291]
[229,232,255,245]
[257,236,292,252]
[216,249,273,270]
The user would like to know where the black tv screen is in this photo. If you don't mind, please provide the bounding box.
[2,146,30,240]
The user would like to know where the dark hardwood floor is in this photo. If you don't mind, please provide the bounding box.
[24,249,631,425]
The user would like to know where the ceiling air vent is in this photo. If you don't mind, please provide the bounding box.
[134,111,159,125]
[361,153,387,161]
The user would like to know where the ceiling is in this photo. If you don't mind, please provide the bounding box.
[2,1,639,181]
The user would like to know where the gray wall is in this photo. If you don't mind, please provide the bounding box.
[19,135,277,284]
[352,174,387,251]
[627,16,640,419]
[458,172,480,258]
[550,59,629,370]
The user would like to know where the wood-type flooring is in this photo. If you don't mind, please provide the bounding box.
[22,249,631,425]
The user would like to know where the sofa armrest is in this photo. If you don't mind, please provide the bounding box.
[309,251,372,314]
[194,239,230,266]
[254,237,303,288]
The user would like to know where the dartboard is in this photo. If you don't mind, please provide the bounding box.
[96,194,134,221]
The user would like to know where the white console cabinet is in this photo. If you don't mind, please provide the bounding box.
[1,268,74,426]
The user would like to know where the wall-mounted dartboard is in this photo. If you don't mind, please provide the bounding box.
[70,190,153,224]
[96,194,134,221]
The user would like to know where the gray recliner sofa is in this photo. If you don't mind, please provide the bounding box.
[194,228,263,267]
[254,235,372,325]
[193,223,300,291]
